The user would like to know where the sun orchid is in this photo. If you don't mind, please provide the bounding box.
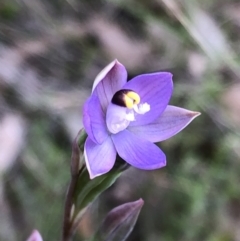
[83,60,200,179]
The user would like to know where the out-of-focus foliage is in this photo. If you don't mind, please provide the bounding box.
[1,0,240,241]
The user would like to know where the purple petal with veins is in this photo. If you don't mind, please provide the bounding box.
[84,137,117,179]
[83,95,109,144]
[128,105,201,142]
[93,60,127,111]
[112,130,166,170]
[123,72,173,126]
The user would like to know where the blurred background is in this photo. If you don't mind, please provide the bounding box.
[1,0,240,240]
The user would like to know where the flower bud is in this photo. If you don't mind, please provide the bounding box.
[94,199,144,241]
[26,230,43,241]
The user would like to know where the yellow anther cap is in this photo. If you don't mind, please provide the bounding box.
[126,91,140,105]
[112,89,141,109]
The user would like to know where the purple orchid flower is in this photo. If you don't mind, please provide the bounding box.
[83,60,200,179]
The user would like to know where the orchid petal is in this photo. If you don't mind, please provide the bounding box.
[83,95,109,144]
[84,137,117,179]
[92,60,116,91]
[128,105,201,142]
[93,60,127,111]
[106,103,131,134]
[112,130,166,170]
[123,72,173,126]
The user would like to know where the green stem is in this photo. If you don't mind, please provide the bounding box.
[61,128,128,241]
[61,129,86,241]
